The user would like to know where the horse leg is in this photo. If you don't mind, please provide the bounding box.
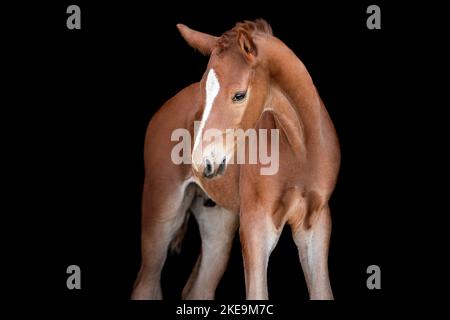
[290,199,333,300]
[131,181,195,300]
[182,196,238,299]
[239,209,281,299]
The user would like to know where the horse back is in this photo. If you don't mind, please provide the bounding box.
[143,83,200,182]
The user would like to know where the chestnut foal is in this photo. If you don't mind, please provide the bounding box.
[131,20,340,300]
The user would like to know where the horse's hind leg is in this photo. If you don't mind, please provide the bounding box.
[182,196,238,299]
[290,194,334,300]
[131,180,195,300]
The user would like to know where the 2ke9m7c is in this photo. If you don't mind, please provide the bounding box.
[220,304,274,315]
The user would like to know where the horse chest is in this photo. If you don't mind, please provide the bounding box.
[192,167,240,214]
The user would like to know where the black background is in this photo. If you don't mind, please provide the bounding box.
[8,0,434,316]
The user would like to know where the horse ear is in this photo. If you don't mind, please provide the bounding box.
[237,29,257,63]
[177,24,218,56]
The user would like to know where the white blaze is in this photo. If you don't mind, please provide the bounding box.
[193,68,220,164]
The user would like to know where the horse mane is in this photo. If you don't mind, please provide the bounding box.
[216,19,273,54]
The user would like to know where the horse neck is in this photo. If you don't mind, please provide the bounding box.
[260,36,324,149]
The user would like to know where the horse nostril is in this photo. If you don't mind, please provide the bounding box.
[217,157,226,175]
[204,159,214,178]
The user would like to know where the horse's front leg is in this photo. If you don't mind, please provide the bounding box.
[239,208,281,299]
[182,197,238,299]
[290,199,334,300]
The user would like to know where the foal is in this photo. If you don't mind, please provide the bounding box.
[131,20,340,300]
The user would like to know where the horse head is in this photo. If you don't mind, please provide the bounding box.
[177,20,274,179]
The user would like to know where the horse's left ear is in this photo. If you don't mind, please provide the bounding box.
[237,29,257,63]
[177,24,218,56]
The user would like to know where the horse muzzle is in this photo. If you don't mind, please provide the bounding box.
[203,156,227,179]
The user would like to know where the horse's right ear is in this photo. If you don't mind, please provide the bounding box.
[177,24,218,56]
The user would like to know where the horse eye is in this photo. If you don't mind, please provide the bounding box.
[232,91,247,103]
